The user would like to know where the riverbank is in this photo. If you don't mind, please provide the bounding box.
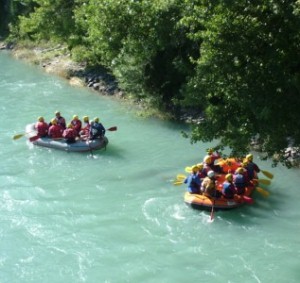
[8,42,123,96]
[1,40,177,120]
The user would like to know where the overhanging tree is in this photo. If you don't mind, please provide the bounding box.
[180,0,300,164]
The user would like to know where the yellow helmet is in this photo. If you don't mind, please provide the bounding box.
[207,148,213,154]
[83,116,89,122]
[67,123,73,128]
[38,116,44,122]
[55,111,60,115]
[73,115,78,120]
[204,156,212,164]
[191,165,199,172]
[51,118,57,124]
[197,163,204,170]
[225,173,233,181]
[94,117,99,123]
[241,160,248,167]
[236,167,244,174]
[246,154,253,161]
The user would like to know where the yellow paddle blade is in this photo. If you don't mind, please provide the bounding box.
[258,179,271,186]
[173,181,184,186]
[185,166,192,173]
[261,170,274,179]
[13,133,24,140]
[256,186,270,197]
[176,174,186,180]
[216,158,226,165]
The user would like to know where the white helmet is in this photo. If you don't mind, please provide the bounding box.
[207,170,215,178]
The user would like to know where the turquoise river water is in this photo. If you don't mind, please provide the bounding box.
[0,52,300,283]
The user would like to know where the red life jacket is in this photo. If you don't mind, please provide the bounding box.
[48,124,63,138]
[63,128,77,139]
[81,122,90,134]
[71,119,82,133]
[35,122,48,137]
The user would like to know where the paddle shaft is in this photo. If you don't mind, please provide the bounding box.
[13,130,35,140]
[210,199,215,221]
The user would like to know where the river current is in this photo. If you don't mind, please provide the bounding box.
[0,52,299,283]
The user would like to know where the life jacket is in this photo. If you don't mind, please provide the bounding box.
[201,177,216,197]
[48,124,63,138]
[71,119,82,133]
[186,173,202,194]
[233,173,245,194]
[55,116,66,129]
[210,152,221,163]
[222,181,235,199]
[63,128,77,139]
[198,169,207,179]
[81,122,90,132]
[35,122,48,137]
[90,122,105,139]
[245,162,259,180]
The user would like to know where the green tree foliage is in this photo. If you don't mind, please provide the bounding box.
[73,0,198,111]
[17,0,76,42]
[180,0,300,161]
[0,0,34,36]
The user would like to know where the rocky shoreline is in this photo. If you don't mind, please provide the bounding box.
[4,43,124,99]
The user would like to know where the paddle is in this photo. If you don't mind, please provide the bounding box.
[13,131,35,140]
[210,196,216,221]
[241,195,254,204]
[254,178,271,186]
[173,181,184,186]
[29,135,40,142]
[107,126,117,131]
[185,166,192,173]
[87,139,94,157]
[261,170,274,179]
[256,186,270,197]
[177,174,186,180]
[233,194,254,204]
[173,174,186,185]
